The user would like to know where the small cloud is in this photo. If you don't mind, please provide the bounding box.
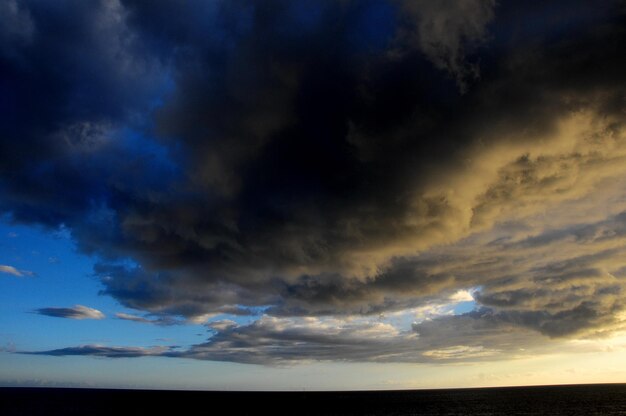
[115,312,150,324]
[48,257,60,264]
[0,265,22,276]
[115,312,178,326]
[22,344,170,358]
[35,305,105,320]
[0,342,17,353]
[7,232,18,238]
[422,345,500,360]
[448,289,475,303]
[206,319,239,331]
[0,264,33,277]
[52,225,71,240]
[188,314,215,324]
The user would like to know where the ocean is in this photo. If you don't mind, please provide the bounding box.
[2,383,626,415]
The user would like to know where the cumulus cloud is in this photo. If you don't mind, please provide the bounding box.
[2,0,626,364]
[35,305,105,320]
[0,264,33,277]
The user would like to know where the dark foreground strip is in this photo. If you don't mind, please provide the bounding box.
[2,383,626,416]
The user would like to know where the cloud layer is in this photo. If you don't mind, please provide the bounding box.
[23,311,578,364]
[2,0,626,364]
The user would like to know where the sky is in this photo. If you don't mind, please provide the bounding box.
[1,0,626,390]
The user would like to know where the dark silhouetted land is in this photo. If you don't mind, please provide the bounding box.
[2,383,626,415]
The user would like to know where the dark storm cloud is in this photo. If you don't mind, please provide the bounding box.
[34,305,105,320]
[0,0,170,232]
[93,0,626,321]
[3,0,626,361]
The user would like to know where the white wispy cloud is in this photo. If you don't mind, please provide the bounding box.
[0,264,33,277]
